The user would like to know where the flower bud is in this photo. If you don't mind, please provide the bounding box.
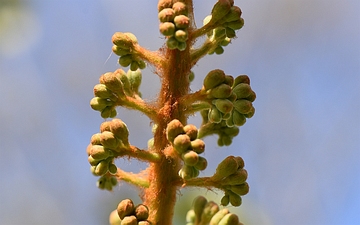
[211,0,232,22]
[214,46,224,55]
[244,106,255,118]
[226,18,244,30]
[246,90,256,102]
[220,37,231,46]
[225,114,235,127]
[184,124,198,141]
[233,75,250,86]
[212,27,227,40]
[174,15,190,29]
[99,72,125,95]
[178,165,199,179]
[166,36,179,49]
[186,209,196,223]
[194,156,208,171]
[138,60,146,70]
[223,169,248,185]
[188,71,195,82]
[225,27,236,38]
[97,176,107,189]
[219,135,232,146]
[232,83,252,99]
[222,126,239,136]
[127,69,142,93]
[90,133,102,145]
[210,209,230,225]
[213,99,233,114]
[88,155,100,166]
[193,196,208,220]
[203,15,212,26]
[159,22,176,36]
[223,6,242,23]
[201,201,220,224]
[213,156,238,180]
[177,41,187,51]
[112,32,138,49]
[100,121,111,132]
[158,8,175,22]
[121,215,137,225]
[119,54,133,67]
[100,131,119,149]
[112,45,131,56]
[218,213,239,225]
[130,61,139,71]
[138,221,151,225]
[108,163,118,174]
[101,106,117,119]
[90,97,112,111]
[109,209,122,225]
[209,84,232,99]
[94,84,114,99]
[234,156,245,169]
[110,119,130,146]
[135,204,149,221]
[173,2,188,16]
[232,110,246,126]
[94,160,109,176]
[233,99,253,114]
[208,107,222,124]
[90,145,112,160]
[191,139,205,154]
[182,150,199,166]
[203,69,226,90]
[117,199,135,220]
[166,119,185,143]
[230,182,249,196]
[228,191,242,207]
[174,29,188,42]
[158,0,173,12]
[220,195,230,207]
[173,134,191,154]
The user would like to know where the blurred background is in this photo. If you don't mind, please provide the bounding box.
[1,0,359,224]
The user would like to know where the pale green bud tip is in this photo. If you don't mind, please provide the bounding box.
[117,199,135,220]
[174,15,190,29]
[209,83,232,99]
[174,134,191,154]
[100,131,119,149]
[213,156,238,180]
[193,196,208,219]
[159,22,176,36]
[90,97,112,111]
[211,0,232,22]
[201,201,220,224]
[121,215,137,225]
[194,156,207,171]
[218,213,239,225]
[213,99,233,114]
[183,124,198,141]
[158,8,175,22]
[134,204,149,221]
[191,139,205,154]
[203,69,226,90]
[112,32,138,49]
[89,145,112,160]
[210,208,230,224]
[230,182,249,195]
[109,209,122,225]
[173,2,188,16]
[186,209,196,223]
[166,119,185,143]
[174,29,188,42]
[182,150,199,166]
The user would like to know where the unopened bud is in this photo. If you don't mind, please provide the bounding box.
[182,150,199,166]
[90,145,113,160]
[201,201,220,224]
[174,29,188,42]
[110,119,130,146]
[99,72,124,95]
[225,27,236,38]
[101,106,117,119]
[223,6,242,23]
[119,54,133,67]
[100,131,119,149]
[210,209,230,225]
[211,0,232,23]
[203,69,226,90]
[94,84,114,99]
[232,83,252,99]
[213,156,238,180]
[158,8,175,22]
[209,84,232,99]
[218,213,239,225]
[135,204,149,221]
[90,97,112,111]
[208,107,222,124]
[166,119,185,143]
[193,196,208,220]
[191,139,205,154]
[173,2,188,16]
[183,124,198,141]
[226,18,244,30]
[194,156,208,171]
[112,32,138,49]
[223,169,248,185]
[109,209,122,225]
[158,0,173,12]
[94,160,109,176]
[159,22,176,36]
[127,69,142,93]
[233,75,250,86]
[117,199,135,220]
[220,195,230,207]
[233,99,253,114]
[232,110,246,126]
[230,182,249,196]
[173,134,191,154]
[213,99,233,114]
[174,15,190,29]
[121,215,137,225]
[166,36,179,49]
[108,163,118,174]
[178,165,199,179]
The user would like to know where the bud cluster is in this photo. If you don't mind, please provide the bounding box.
[90,69,143,118]
[166,119,208,179]
[212,156,249,207]
[199,69,255,146]
[186,196,244,225]
[116,199,151,225]
[158,0,190,51]
[112,32,146,71]
[87,119,130,189]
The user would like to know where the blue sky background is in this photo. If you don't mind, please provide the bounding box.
[0,1,359,224]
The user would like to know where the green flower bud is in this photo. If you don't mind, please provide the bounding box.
[112,32,138,49]
[192,196,208,220]
[174,29,188,42]
[228,191,242,207]
[233,75,250,86]
[90,133,102,145]
[97,176,107,189]
[100,131,119,149]
[101,106,117,119]
[134,204,149,221]
[222,112,231,120]
[147,138,154,149]
[88,155,100,166]
[225,114,235,127]
[159,22,176,36]
[223,169,248,185]
[119,54,133,67]
[225,27,236,38]
[220,195,230,207]
[174,15,190,29]
[166,119,185,143]
[222,126,239,136]
[120,215,137,225]
[115,69,132,95]
[127,69,142,93]
[158,8,175,22]
[117,199,135,220]
[194,156,208,171]
[230,182,249,196]
[99,72,125,96]
[225,18,244,30]
[157,0,173,12]
[219,135,232,146]
[201,201,220,224]
[232,83,252,99]
[90,145,112,160]
[111,176,118,186]
[213,99,233,114]
[191,139,205,154]
[182,150,199,166]
[188,71,195,82]
[218,213,239,225]
[138,221,151,225]
[177,41,187,51]
[212,27,227,40]
[129,61,139,71]
[223,6,242,23]
[173,2,188,16]
[138,60,146,70]
[186,209,196,223]
[213,156,238,180]
[234,156,245,169]
[246,90,256,102]
[183,124,198,141]
[208,107,222,124]
[220,37,231,46]
[233,99,253,114]
[93,84,115,99]
[211,0,232,23]
[178,165,199,179]
[108,163,118,174]
[232,110,246,126]
[210,209,230,225]
[166,36,179,49]
[94,160,109,176]
[110,119,130,147]
[203,15,212,26]
[203,69,226,90]
[112,45,131,57]
[173,134,191,154]
[90,97,112,111]
[214,46,224,55]
[209,84,232,99]
[109,209,122,225]
[244,106,255,118]
[100,121,111,132]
